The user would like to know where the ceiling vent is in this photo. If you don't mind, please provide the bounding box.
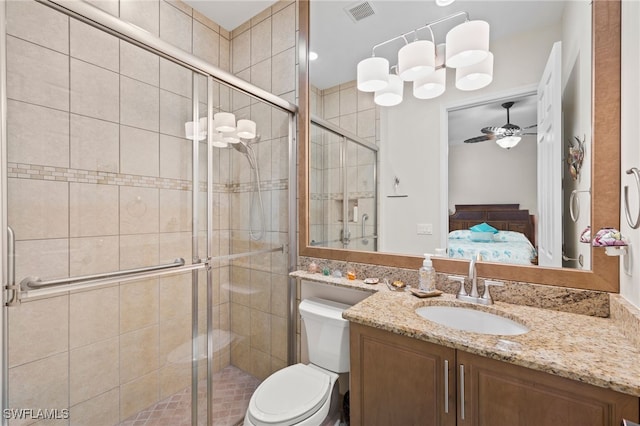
[345,1,376,22]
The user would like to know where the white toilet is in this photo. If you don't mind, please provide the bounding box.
[244,297,351,426]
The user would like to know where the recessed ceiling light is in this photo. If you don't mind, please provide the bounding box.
[309,51,319,61]
[436,0,455,6]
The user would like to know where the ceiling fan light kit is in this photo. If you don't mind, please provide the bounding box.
[464,101,537,149]
[355,11,493,106]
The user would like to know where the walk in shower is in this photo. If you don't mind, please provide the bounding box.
[1,1,296,425]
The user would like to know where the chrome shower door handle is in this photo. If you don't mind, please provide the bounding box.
[6,226,19,306]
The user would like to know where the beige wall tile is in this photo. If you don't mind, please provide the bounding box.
[7,36,69,111]
[8,295,69,368]
[250,270,272,313]
[15,239,69,284]
[120,186,159,235]
[250,348,271,380]
[230,266,251,307]
[70,183,119,237]
[70,337,119,405]
[160,58,192,98]
[159,232,192,263]
[9,353,69,423]
[159,274,192,322]
[70,18,119,72]
[272,3,295,55]
[251,18,272,66]
[250,59,272,93]
[7,100,69,168]
[271,314,288,361]
[251,5,272,26]
[70,236,119,277]
[120,125,160,177]
[340,87,358,116]
[70,286,119,348]
[231,302,251,338]
[120,41,160,87]
[119,371,159,421]
[70,113,119,172]
[6,0,69,54]
[357,109,376,138]
[250,309,271,353]
[8,178,68,240]
[159,362,191,398]
[220,37,231,72]
[120,325,159,383]
[160,190,192,232]
[160,90,193,138]
[70,388,119,426]
[120,76,160,132]
[119,234,159,269]
[120,279,159,333]
[85,0,119,16]
[230,338,251,373]
[160,1,192,53]
[193,20,220,67]
[193,8,220,32]
[160,134,192,180]
[159,314,191,366]
[71,58,119,123]
[272,47,295,96]
[232,30,251,73]
[120,0,160,36]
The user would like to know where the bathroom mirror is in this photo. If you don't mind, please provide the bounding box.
[298,0,620,291]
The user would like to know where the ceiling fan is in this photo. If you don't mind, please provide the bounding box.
[464,101,537,147]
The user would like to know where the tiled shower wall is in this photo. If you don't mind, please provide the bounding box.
[308,81,378,251]
[4,0,294,423]
[227,0,297,381]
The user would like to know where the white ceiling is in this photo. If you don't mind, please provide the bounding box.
[184,0,278,31]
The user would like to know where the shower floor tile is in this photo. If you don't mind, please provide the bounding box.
[119,366,261,426]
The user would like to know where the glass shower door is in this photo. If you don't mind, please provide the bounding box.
[2,2,209,424]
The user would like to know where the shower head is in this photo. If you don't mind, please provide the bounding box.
[231,140,249,154]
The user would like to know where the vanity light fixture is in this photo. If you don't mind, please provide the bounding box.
[374,71,403,106]
[184,117,207,141]
[356,11,492,106]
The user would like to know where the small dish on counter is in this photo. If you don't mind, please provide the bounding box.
[363,278,379,285]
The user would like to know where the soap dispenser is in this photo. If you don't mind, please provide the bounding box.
[419,253,436,292]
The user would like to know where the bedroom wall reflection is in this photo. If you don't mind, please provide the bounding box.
[307,0,592,270]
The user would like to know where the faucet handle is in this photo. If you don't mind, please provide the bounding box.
[448,275,467,297]
[482,280,504,303]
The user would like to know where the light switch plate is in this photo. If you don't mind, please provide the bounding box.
[417,223,433,235]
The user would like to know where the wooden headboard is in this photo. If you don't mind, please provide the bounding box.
[449,204,536,246]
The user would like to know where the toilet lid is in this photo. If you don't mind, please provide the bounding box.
[248,364,331,426]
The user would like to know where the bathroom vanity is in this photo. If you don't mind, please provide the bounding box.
[343,291,640,426]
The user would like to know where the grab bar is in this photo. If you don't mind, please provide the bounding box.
[624,167,640,229]
[21,258,186,290]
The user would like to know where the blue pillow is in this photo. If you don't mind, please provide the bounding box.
[470,222,498,233]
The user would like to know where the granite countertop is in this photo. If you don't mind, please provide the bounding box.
[290,270,640,397]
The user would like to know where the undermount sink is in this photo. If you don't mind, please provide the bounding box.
[415,305,530,335]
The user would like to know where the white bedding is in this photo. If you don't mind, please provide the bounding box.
[447,230,537,265]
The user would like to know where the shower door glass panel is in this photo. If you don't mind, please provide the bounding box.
[345,140,377,252]
[4,2,208,424]
[309,122,345,248]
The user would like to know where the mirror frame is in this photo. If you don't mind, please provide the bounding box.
[297,0,621,292]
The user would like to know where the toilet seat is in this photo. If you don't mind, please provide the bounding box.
[247,364,332,426]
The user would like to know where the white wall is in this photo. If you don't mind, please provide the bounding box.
[620,0,640,308]
[379,22,562,255]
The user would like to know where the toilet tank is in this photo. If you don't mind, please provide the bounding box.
[299,297,352,373]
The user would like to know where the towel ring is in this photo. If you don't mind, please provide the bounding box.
[569,189,591,223]
[624,167,640,229]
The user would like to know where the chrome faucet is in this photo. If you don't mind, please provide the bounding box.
[448,254,504,305]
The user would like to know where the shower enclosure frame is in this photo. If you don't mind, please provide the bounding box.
[310,115,379,251]
[0,1,299,424]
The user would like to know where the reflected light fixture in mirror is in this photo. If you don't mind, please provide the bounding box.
[496,136,522,149]
[374,71,403,106]
[357,12,491,105]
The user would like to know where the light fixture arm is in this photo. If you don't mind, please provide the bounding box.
[370,11,470,57]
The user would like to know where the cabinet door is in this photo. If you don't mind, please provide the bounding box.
[349,323,456,426]
[457,351,639,426]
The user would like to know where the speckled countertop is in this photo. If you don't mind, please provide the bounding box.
[291,270,640,397]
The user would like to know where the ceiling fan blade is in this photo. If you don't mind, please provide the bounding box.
[481,126,505,135]
[464,135,493,143]
[521,132,537,136]
[523,124,538,129]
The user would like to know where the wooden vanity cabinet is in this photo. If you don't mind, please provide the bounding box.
[349,323,456,426]
[349,323,639,426]
[457,351,639,426]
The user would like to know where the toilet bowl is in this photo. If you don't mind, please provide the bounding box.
[244,297,351,426]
